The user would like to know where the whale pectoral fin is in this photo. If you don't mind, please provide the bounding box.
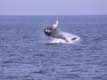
[52,20,59,29]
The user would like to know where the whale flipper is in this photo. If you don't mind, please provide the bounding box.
[52,20,59,29]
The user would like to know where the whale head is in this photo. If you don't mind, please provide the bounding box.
[44,27,53,36]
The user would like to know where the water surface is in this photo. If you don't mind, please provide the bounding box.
[0,15,107,80]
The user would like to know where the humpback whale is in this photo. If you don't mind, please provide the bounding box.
[44,20,69,42]
[44,20,80,43]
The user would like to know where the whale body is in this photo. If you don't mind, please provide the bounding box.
[44,20,80,44]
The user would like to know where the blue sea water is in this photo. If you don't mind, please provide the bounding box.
[0,15,107,80]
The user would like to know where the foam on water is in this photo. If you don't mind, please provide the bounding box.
[48,32,80,44]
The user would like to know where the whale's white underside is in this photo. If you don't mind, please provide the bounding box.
[48,32,80,44]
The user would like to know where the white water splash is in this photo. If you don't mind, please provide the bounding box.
[48,32,80,44]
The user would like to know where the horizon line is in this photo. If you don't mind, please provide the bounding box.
[0,14,107,16]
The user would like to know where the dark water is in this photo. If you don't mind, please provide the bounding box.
[0,15,107,80]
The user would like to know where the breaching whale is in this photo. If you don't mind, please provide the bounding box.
[44,20,80,44]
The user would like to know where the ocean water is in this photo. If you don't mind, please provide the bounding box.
[0,15,107,80]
